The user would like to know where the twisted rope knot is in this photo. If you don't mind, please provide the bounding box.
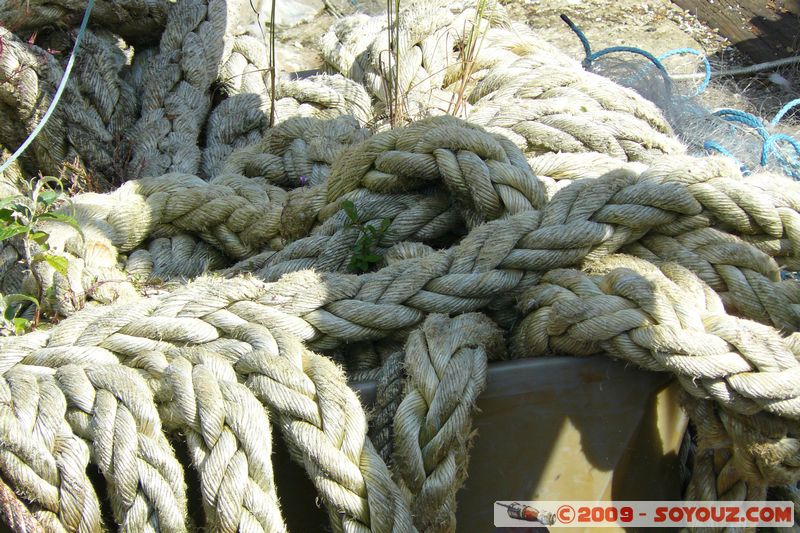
[326,116,546,225]
[203,76,372,178]
[222,115,371,188]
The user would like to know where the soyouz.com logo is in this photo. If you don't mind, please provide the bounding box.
[493,501,794,528]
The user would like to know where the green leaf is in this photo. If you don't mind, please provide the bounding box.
[30,231,49,246]
[12,317,30,334]
[3,294,39,307]
[40,254,69,276]
[341,200,358,224]
[37,190,59,207]
[0,224,28,242]
[3,293,39,321]
[36,175,65,189]
[380,218,392,232]
[11,202,31,217]
[0,196,24,211]
[364,253,381,263]
[37,212,84,237]
[0,209,15,223]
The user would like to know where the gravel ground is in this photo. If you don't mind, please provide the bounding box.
[264,0,800,131]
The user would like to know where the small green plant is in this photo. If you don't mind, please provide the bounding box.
[0,176,82,333]
[341,200,392,273]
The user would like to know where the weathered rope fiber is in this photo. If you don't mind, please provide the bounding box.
[203,75,373,178]
[511,254,800,485]
[0,26,139,189]
[0,0,169,46]
[125,0,239,177]
[0,475,43,533]
[0,281,422,532]
[161,354,286,533]
[682,394,769,504]
[366,351,405,464]
[56,364,189,532]
[393,313,503,532]
[0,370,102,532]
[16,122,800,340]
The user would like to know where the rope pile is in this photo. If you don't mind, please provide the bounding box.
[1,0,800,531]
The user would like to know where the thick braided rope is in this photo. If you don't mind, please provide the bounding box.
[511,254,800,418]
[127,233,229,282]
[242,333,415,533]
[279,115,547,241]
[321,2,682,160]
[0,115,369,314]
[0,0,169,46]
[321,0,483,116]
[219,115,372,186]
[463,28,684,163]
[0,0,796,524]
[0,27,68,178]
[203,76,373,178]
[0,370,101,532]
[218,30,373,118]
[67,29,140,184]
[0,287,417,533]
[126,0,238,176]
[6,116,533,313]
[682,394,769,503]
[12,119,800,326]
[55,364,188,532]
[0,475,43,533]
[623,228,800,332]
[254,190,461,280]
[0,213,796,525]
[161,353,286,533]
[0,27,141,187]
[510,254,800,485]
[393,313,502,532]
[265,172,800,348]
[366,351,405,464]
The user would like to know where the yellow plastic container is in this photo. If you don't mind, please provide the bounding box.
[273,356,687,532]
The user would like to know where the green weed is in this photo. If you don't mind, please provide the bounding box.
[342,200,391,273]
[0,176,82,333]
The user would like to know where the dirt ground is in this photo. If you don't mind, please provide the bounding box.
[267,0,800,127]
